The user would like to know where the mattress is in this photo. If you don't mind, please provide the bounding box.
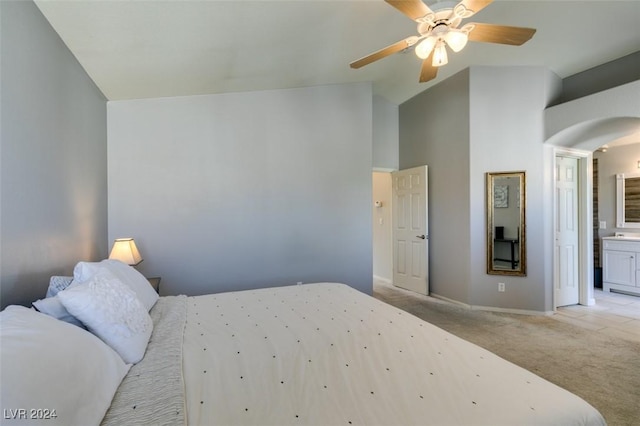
[105,282,606,425]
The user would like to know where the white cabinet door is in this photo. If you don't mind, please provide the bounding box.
[603,250,635,287]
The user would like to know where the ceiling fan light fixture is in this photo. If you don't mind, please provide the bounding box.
[350,1,537,84]
[415,36,437,59]
[444,29,468,52]
[432,41,448,67]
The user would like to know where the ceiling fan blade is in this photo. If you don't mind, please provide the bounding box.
[456,0,492,17]
[385,0,434,21]
[419,53,438,83]
[467,22,536,45]
[350,38,415,69]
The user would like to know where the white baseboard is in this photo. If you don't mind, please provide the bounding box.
[471,305,554,316]
[430,292,553,316]
[373,275,392,285]
[429,292,471,308]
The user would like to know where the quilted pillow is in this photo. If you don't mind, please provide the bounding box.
[58,268,153,364]
[45,275,74,297]
[74,259,158,311]
[1,306,130,426]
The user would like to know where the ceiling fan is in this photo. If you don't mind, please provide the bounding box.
[350,0,536,83]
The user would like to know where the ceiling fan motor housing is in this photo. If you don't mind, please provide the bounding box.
[417,10,462,35]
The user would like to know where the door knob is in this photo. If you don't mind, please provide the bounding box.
[416,235,426,239]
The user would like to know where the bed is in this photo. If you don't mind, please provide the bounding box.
[1,261,606,425]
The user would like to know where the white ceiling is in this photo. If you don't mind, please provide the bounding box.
[34,0,640,105]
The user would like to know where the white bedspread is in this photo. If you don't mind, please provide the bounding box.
[182,283,605,425]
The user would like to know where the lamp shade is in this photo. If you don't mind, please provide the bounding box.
[415,36,437,59]
[432,41,448,67]
[444,29,468,52]
[109,238,143,266]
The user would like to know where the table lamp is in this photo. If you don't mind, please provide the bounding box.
[109,238,143,266]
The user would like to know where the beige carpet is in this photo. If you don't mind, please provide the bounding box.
[373,282,640,426]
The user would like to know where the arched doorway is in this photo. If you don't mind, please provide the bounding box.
[544,81,640,308]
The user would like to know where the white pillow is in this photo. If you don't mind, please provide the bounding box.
[46,275,74,297]
[58,268,153,364]
[74,259,159,311]
[32,296,85,328]
[0,306,130,426]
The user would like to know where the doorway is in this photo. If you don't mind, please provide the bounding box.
[391,166,429,295]
[555,155,580,306]
[553,148,594,309]
[372,167,430,296]
[372,172,393,284]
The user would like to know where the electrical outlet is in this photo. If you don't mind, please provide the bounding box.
[498,282,505,292]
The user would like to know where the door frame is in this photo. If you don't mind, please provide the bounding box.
[391,166,429,295]
[552,147,595,309]
[372,170,394,284]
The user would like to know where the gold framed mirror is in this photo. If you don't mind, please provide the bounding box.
[486,171,526,276]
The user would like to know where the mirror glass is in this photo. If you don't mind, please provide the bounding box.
[616,172,640,228]
[486,171,526,276]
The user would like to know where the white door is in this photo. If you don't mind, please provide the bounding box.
[392,166,429,295]
[555,156,580,306]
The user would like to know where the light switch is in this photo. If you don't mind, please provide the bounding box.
[379,218,384,225]
[599,221,606,229]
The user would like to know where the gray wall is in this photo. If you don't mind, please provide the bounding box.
[373,95,399,170]
[108,83,373,296]
[400,69,471,303]
[469,67,560,312]
[1,1,108,308]
[558,51,640,104]
[399,66,562,312]
[371,96,398,283]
